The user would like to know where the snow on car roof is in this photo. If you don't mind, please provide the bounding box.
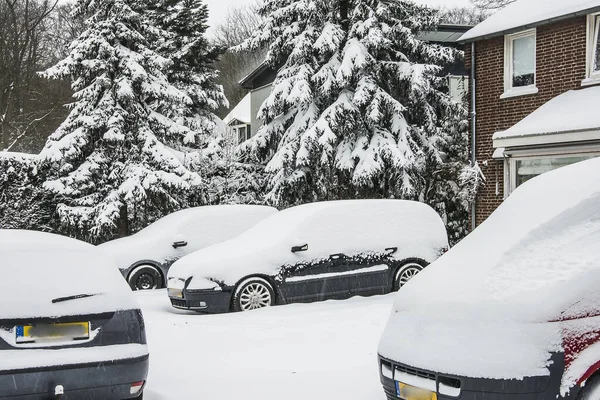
[99,205,278,270]
[396,156,600,321]
[379,157,600,380]
[0,230,137,319]
[460,0,600,42]
[493,86,600,144]
[169,199,449,287]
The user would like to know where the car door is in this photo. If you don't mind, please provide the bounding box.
[279,254,356,303]
[347,252,394,297]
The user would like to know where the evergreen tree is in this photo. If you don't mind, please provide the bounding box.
[238,1,467,219]
[148,0,228,143]
[38,0,211,243]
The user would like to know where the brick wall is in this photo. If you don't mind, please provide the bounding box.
[464,16,589,225]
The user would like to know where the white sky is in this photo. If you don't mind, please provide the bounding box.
[204,0,474,36]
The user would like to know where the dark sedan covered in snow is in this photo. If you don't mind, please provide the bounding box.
[0,230,148,399]
[99,205,277,290]
[167,200,449,313]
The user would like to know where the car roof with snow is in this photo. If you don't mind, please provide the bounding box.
[391,157,600,323]
[0,230,137,319]
[168,199,448,286]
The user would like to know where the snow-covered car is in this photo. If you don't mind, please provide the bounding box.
[166,199,449,313]
[0,230,148,399]
[377,157,600,400]
[99,205,278,290]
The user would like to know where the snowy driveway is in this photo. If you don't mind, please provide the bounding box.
[137,290,391,400]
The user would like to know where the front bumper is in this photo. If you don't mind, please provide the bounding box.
[169,289,232,314]
[0,353,148,399]
[377,353,578,400]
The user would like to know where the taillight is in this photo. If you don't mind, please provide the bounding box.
[130,381,145,395]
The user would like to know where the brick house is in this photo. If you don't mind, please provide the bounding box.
[460,0,600,226]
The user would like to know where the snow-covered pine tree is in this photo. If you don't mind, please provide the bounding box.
[39,0,209,243]
[147,0,228,143]
[238,0,464,210]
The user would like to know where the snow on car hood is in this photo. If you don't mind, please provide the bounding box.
[0,230,138,319]
[168,200,448,288]
[99,205,278,270]
[379,157,600,379]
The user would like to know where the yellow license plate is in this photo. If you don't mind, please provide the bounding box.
[16,322,90,343]
[396,382,437,400]
[168,288,183,298]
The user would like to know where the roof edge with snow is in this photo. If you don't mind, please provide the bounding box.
[460,2,600,43]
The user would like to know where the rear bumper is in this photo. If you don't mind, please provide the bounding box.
[170,290,232,314]
[0,353,149,399]
[377,354,578,400]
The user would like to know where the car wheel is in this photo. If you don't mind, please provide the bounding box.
[128,265,162,291]
[394,262,424,291]
[578,373,600,399]
[233,277,275,312]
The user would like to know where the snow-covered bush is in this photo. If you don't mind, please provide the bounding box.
[0,153,53,231]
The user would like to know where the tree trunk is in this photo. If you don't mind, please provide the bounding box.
[118,202,129,238]
[339,0,349,31]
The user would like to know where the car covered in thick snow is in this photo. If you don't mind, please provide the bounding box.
[0,230,148,399]
[99,205,278,290]
[166,200,449,313]
[377,157,600,400]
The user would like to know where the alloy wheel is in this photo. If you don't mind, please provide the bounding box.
[239,282,272,311]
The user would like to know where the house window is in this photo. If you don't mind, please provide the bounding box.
[507,152,599,195]
[502,30,537,98]
[238,126,246,144]
[246,125,252,140]
[586,13,600,83]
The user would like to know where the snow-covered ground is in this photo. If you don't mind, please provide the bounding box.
[138,290,390,400]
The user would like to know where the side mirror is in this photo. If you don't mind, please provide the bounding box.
[291,244,308,253]
[173,240,188,249]
[385,247,398,255]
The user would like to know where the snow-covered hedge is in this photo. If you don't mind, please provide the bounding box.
[0,152,53,231]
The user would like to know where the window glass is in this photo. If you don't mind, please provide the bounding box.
[246,125,252,140]
[516,156,595,187]
[512,34,535,87]
[238,126,246,144]
[594,15,600,73]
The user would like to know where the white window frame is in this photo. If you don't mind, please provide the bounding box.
[583,12,600,86]
[501,29,538,99]
[503,146,600,196]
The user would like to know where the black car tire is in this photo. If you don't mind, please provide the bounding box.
[232,277,275,312]
[577,373,600,399]
[128,265,162,291]
[394,262,425,291]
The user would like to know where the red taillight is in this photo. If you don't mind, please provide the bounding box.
[443,247,449,253]
[130,381,145,395]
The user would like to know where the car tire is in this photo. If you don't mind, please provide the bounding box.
[128,265,162,291]
[394,262,425,291]
[577,373,600,399]
[232,277,275,312]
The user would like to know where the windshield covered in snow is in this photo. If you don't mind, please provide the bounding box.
[0,233,136,319]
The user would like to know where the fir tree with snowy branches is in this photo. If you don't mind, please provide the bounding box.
[238,0,468,224]
[148,0,228,142]
[39,0,221,242]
